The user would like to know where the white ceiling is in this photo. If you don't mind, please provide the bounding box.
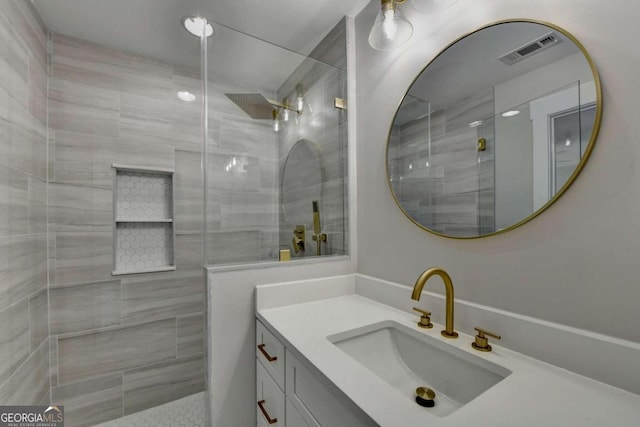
[408,22,581,111]
[32,0,370,90]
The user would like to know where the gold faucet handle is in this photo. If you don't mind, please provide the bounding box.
[472,327,501,352]
[412,307,433,329]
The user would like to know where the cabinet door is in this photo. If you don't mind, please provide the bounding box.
[257,359,285,426]
[285,349,377,427]
[286,397,317,427]
[258,415,269,427]
[257,320,286,390]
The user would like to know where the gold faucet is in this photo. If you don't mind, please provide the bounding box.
[411,267,458,339]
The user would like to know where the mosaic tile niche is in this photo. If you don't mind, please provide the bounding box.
[113,167,175,274]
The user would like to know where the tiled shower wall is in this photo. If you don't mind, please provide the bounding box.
[204,80,280,265]
[47,34,205,426]
[389,88,495,237]
[0,0,49,406]
[277,19,348,257]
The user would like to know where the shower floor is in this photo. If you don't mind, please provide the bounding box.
[95,392,205,427]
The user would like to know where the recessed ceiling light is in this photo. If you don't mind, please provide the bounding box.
[182,16,213,38]
[177,91,196,102]
[502,110,520,117]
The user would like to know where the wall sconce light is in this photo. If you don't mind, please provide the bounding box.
[368,0,413,50]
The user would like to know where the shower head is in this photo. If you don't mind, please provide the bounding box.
[224,93,275,119]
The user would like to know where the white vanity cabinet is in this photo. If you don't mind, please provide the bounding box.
[256,319,376,427]
[256,320,285,426]
[285,398,313,427]
[257,361,285,426]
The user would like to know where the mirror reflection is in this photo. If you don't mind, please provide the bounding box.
[281,139,323,222]
[387,20,601,238]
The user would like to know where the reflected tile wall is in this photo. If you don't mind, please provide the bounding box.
[0,0,49,407]
[277,19,348,258]
[392,88,495,237]
[48,33,205,425]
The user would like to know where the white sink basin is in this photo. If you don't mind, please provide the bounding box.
[328,321,511,417]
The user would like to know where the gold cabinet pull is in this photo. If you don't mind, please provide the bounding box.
[257,344,278,362]
[257,400,278,424]
[472,327,501,352]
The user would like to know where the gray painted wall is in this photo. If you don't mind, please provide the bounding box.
[355,0,640,343]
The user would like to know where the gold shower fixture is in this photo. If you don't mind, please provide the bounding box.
[225,90,304,133]
[225,92,303,118]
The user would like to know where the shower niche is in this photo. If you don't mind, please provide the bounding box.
[112,165,176,275]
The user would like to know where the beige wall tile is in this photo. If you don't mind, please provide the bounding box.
[0,164,28,237]
[29,286,48,352]
[0,234,47,311]
[0,340,49,405]
[54,232,112,285]
[52,373,123,427]
[50,280,121,335]
[121,271,203,324]
[57,319,176,385]
[0,299,30,385]
[48,182,112,232]
[177,314,204,357]
[49,78,120,137]
[123,354,204,415]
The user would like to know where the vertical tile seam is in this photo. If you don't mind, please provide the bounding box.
[175,316,179,358]
[46,27,53,406]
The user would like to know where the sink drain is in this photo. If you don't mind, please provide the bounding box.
[415,387,435,408]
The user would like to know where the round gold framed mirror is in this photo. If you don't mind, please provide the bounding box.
[386,19,602,239]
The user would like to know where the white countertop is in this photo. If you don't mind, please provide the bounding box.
[257,294,640,427]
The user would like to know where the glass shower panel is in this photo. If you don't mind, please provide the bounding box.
[552,104,596,194]
[204,21,348,265]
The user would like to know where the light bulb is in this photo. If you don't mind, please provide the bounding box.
[182,17,213,38]
[177,91,196,102]
[368,1,413,50]
[382,9,397,40]
[283,109,289,122]
[296,95,304,112]
[272,109,280,132]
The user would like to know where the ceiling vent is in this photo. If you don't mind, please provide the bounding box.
[499,32,562,65]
